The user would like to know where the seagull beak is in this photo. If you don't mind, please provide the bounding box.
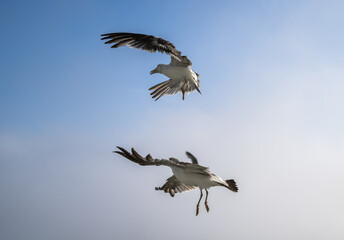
[150,68,158,75]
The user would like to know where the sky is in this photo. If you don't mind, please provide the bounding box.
[1,0,344,239]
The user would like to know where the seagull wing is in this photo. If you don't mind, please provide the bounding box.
[185,151,198,164]
[148,78,199,101]
[148,79,184,101]
[183,164,212,176]
[155,176,196,197]
[101,32,190,64]
[114,146,183,168]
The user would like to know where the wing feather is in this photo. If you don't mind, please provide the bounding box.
[149,79,201,101]
[101,32,191,64]
[114,147,175,167]
[155,176,196,197]
[114,147,191,168]
[170,56,192,67]
[186,151,198,164]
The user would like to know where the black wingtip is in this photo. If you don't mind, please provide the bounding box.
[226,179,238,192]
[100,34,112,40]
[185,151,198,164]
[113,151,121,154]
[100,33,113,37]
[116,146,125,152]
[185,151,193,157]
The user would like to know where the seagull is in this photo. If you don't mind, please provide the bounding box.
[100,32,201,101]
[114,147,238,216]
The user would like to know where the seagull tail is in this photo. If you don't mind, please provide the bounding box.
[225,179,238,192]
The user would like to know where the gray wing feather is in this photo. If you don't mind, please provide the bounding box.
[155,176,196,197]
[101,32,191,65]
[114,147,199,169]
[114,146,178,168]
[184,165,212,176]
[170,56,192,67]
[185,151,198,164]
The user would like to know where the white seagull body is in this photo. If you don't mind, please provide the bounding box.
[115,147,238,215]
[101,32,201,100]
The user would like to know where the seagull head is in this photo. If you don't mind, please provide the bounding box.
[150,64,162,75]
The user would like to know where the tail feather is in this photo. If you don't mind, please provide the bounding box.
[226,179,238,192]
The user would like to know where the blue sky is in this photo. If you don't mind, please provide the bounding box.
[1,0,344,239]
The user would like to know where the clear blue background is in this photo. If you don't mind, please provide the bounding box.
[1,1,344,239]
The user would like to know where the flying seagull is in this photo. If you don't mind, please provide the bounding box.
[114,147,238,216]
[101,32,201,101]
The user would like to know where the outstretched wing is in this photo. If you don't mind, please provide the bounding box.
[114,146,181,168]
[155,176,196,197]
[148,79,200,101]
[101,32,191,65]
[185,151,198,164]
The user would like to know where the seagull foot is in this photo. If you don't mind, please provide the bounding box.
[205,202,210,212]
[196,205,200,216]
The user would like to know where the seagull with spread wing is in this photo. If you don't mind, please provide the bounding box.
[114,147,238,216]
[101,33,201,101]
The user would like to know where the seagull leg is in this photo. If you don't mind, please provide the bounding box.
[205,189,210,212]
[181,78,188,101]
[196,189,203,216]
